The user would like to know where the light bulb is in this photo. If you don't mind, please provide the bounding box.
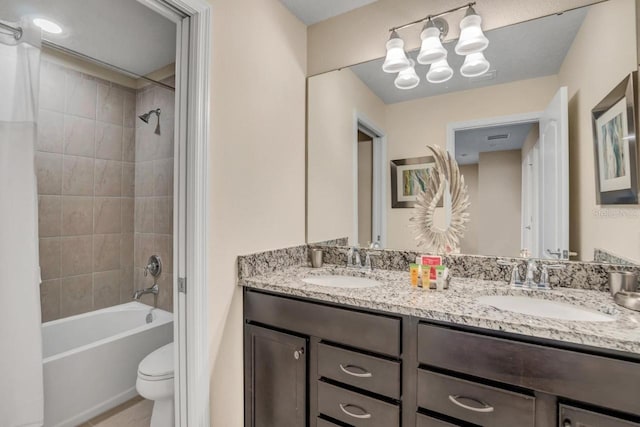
[33,18,63,34]
[395,59,420,90]
[382,31,411,73]
[460,52,490,77]
[426,58,453,84]
[455,7,488,55]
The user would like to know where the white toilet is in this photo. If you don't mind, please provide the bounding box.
[136,342,175,427]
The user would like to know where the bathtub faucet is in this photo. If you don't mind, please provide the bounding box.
[133,283,159,308]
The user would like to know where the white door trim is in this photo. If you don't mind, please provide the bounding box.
[353,112,387,248]
[138,0,211,426]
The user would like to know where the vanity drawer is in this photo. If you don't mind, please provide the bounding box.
[417,370,535,427]
[317,381,400,427]
[317,418,342,427]
[559,404,640,427]
[416,413,460,427]
[245,290,401,357]
[318,343,401,399]
[417,323,640,415]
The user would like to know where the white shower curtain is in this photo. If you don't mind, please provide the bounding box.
[0,22,44,427]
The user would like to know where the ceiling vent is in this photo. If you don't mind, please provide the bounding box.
[487,133,510,141]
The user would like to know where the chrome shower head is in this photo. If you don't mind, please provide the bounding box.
[138,108,161,135]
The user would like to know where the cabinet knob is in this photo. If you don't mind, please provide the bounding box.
[293,348,304,360]
[562,419,572,427]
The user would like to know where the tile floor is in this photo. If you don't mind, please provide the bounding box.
[80,396,153,427]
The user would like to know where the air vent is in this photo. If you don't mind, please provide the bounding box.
[487,133,510,141]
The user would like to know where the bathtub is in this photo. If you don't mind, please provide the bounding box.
[42,301,173,427]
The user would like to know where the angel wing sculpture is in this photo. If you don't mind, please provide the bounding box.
[410,145,471,253]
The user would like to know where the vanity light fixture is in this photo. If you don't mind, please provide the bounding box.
[383,2,490,88]
[382,31,411,73]
[395,59,421,89]
[33,18,63,34]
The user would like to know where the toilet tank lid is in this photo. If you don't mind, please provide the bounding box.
[139,342,174,378]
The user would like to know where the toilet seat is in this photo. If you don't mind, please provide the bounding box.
[138,343,174,381]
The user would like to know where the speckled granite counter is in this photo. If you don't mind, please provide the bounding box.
[240,265,640,356]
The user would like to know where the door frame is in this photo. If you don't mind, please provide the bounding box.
[446,112,542,251]
[353,112,387,248]
[139,0,211,425]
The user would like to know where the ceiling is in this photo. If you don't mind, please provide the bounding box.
[350,6,587,104]
[455,122,535,165]
[279,0,379,25]
[0,0,176,76]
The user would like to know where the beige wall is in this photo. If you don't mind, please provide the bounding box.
[207,0,307,426]
[358,139,373,247]
[558,0,640,263]
[307,0,603,75]
[459,164,479,254]
[385,75,559,250]
[477,150,522,257]
[307,68,386,244]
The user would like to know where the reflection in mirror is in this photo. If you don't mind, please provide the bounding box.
[307,0,639,265]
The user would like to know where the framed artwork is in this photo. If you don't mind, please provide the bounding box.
[390,156,443,208]
[592,72,639,204]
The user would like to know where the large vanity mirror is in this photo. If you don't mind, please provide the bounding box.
[307,0,640,265]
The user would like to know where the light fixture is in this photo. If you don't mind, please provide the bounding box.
[383,2,491,91]
[382,31,411,73]
[460,52,490,77]
[416,18,448,65]
[395,59,420,90]
[427,58,453,84]
[33,18,63,34]
[454,6,488,55]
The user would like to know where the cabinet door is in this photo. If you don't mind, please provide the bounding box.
[245,324,307,427]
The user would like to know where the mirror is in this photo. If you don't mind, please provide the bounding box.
[307,0,640,265]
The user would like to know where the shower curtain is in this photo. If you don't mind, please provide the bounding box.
[0,22,44,426]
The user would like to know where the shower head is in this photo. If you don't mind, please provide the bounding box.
[138,108,161,135]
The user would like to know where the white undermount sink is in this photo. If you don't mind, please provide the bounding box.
[302,275,382,289]
[476,295,615,322]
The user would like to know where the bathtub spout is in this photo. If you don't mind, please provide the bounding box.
[133,283,159,308]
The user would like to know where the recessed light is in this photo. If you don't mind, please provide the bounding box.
[33,18,63,34]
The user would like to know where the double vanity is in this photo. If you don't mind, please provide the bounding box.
[240,246,640,427]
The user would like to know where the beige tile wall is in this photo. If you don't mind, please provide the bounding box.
[133,79,175,313]
[36,60,137,321]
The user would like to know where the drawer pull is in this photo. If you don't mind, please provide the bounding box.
[339,364,373,378]
[339,403,372,419]
[448,395,495,413]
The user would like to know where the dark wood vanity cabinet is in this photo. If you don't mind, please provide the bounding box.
[243,289,640,427]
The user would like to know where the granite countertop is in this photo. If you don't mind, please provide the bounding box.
[240,265,640,355]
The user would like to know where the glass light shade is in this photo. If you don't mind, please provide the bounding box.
[426,58,453,84]
[394,60,420,90]
[455,13,489,55]
[417,26,447,65]
[33,18,63,34]
[460,52,490,77]
[382,32,411,73]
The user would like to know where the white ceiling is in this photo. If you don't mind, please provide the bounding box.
[455,122,535,165]
[279,0,379,25]
[349,6,587,104]
[0,0,176,76]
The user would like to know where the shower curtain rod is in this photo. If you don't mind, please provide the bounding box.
[0,21,175,92]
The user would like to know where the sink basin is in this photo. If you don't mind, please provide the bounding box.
[476,295,615,322]
[302,275,382,289]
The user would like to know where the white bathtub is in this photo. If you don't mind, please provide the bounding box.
[42,302,173,427]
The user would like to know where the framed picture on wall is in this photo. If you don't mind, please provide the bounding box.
[592,72,639,205]
[390,156,443,208]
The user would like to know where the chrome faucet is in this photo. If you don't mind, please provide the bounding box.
[133,255,162,307]
[346,246,375,271]
[499,259,564,290]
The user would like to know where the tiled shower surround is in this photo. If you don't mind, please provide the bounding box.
[36,60,174,321]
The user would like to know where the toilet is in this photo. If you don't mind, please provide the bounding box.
[136,342,175,427]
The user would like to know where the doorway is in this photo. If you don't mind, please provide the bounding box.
[354,115,386,248]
